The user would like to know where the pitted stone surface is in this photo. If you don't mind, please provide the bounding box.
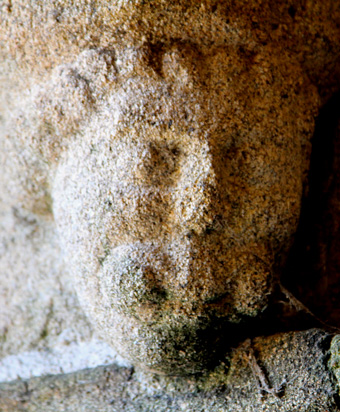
[0,0,340,398]
[0,330,339,412]
[45,41,319,373]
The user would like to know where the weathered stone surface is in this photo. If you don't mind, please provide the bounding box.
[0,0,340,408]
[1,330,339,411]
[1,1,340,101]
[0,206,90,355]
[48,40,320,373]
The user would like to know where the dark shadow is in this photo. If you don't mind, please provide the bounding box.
[282,91,340,327]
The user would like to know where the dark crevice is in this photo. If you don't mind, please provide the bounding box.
[282,91,340,327]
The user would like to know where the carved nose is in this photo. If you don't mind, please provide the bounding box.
[172,144,219,235]
[99,245,169,321]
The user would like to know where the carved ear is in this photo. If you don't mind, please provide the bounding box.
[34,64,93,147]
[74,48,118,96]
[1,48,119,217]
[32,48,118,160]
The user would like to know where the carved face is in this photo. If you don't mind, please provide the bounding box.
[51,44,318,374]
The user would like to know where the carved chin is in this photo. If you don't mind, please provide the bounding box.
[93,311,230,375]
[74,243,271,374]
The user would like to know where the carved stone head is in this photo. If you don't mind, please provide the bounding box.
[48,43,318,374]
[1,3,320,375]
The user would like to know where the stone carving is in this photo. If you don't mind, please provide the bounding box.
[51,45,318,374]
[3,42,319,373]
[1,0,340,409]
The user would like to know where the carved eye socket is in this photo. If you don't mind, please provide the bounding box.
[136,141,181,185]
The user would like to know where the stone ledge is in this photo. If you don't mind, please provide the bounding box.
[0,329,338,412]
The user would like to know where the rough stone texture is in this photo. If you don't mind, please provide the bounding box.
[49,42,319,374]
[0,59,109,376]
[1,329,339,411]
[0,206,93,356]
[1,0,340,409]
